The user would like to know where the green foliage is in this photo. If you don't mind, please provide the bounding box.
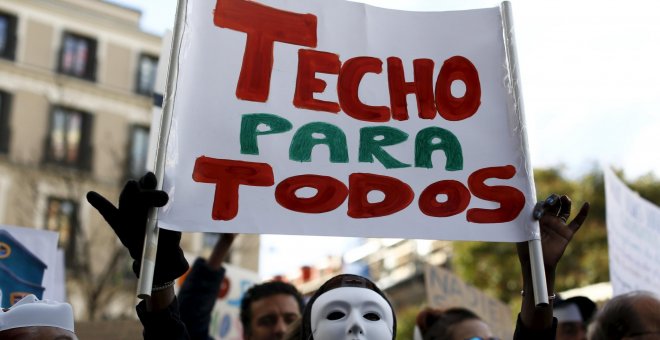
[453,167,660,310]
[395,305,423,340]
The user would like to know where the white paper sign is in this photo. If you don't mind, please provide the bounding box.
[604,167,660,297]
[158,0,537,242]
[0,225,65,302]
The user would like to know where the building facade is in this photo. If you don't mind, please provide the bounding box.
[0,0,259,321]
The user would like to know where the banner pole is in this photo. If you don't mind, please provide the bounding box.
[137,0,188,299]
[501,1,549,306]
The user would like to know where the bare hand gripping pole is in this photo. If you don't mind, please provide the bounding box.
[137,0,188,299]
[501,1,549,306]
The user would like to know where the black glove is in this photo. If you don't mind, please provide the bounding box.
[86,172,189,286]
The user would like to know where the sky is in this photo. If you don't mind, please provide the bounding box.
[108,0,660,277]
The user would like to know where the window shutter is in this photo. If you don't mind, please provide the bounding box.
[0,92,11,153]
[79,112,94,170]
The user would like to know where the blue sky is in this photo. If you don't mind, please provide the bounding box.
[108,0,660,277]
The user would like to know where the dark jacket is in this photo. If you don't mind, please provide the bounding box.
[135,258,226,340]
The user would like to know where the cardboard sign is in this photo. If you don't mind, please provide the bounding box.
[158,0,537,241]
[604,167,660,297]
[424,264,513,339]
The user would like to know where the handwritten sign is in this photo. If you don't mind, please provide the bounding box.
[424,264,513,339]
[158,0,537,241]
[604,167,660,297]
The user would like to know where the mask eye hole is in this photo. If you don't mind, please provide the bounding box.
[327,311,345,320]
[363,312,380,321]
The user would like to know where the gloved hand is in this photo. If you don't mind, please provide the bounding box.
[86,172,189,286]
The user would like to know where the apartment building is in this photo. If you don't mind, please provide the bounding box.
[0,0,259,320]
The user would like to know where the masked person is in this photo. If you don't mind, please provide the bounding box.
[301,274,396,340]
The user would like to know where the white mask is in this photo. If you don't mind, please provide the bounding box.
[310,287,394,340]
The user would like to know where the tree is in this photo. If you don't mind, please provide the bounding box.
[452,167,660,307]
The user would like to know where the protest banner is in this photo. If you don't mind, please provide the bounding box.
[0,225,64,306]
[155,0,539,242]
[604,167,660,297]
[424,263,513,339]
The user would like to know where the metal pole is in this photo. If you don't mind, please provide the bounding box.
[501,1,549,306]
[137,0,188,299]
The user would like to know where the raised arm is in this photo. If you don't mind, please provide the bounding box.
[86,172,190,339]
[178,233,238,340]
[514,194,589,338]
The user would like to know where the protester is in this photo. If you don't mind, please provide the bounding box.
[414,307,497,340]
[300,273,396,340]
[88,172,590,340]
[239,280,304,339]
[87,172,305,340]
[413,194,589,340]
[513,194,590,339]
[588,291,660,340]
[554,295,597,340]
[0,294,77,340]
[87,173,190,339]
[177,232,304,340]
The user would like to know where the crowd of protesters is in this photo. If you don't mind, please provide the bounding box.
[1,172,659,339]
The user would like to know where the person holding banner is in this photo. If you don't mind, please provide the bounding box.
[87,173,191,339]
[514,194,590,339]
[88,173,306,340]
[87,171,588,340]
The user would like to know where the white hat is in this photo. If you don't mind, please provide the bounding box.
[0,294,74,332]
[554,302,583,323]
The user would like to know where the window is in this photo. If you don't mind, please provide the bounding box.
[45,106,93,169]
[45,197,78,266]
[58,32,97,81]
[126,125,149,179]
[0,11,17,60]
[0,90,11,154]
[136,54,158,96]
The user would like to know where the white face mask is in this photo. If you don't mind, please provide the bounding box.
[310,287,394,340]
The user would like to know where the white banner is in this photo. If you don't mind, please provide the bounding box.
[158,0,537,241]
[604,167,660,296]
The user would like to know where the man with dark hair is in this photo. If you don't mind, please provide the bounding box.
[239,280,305,340]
